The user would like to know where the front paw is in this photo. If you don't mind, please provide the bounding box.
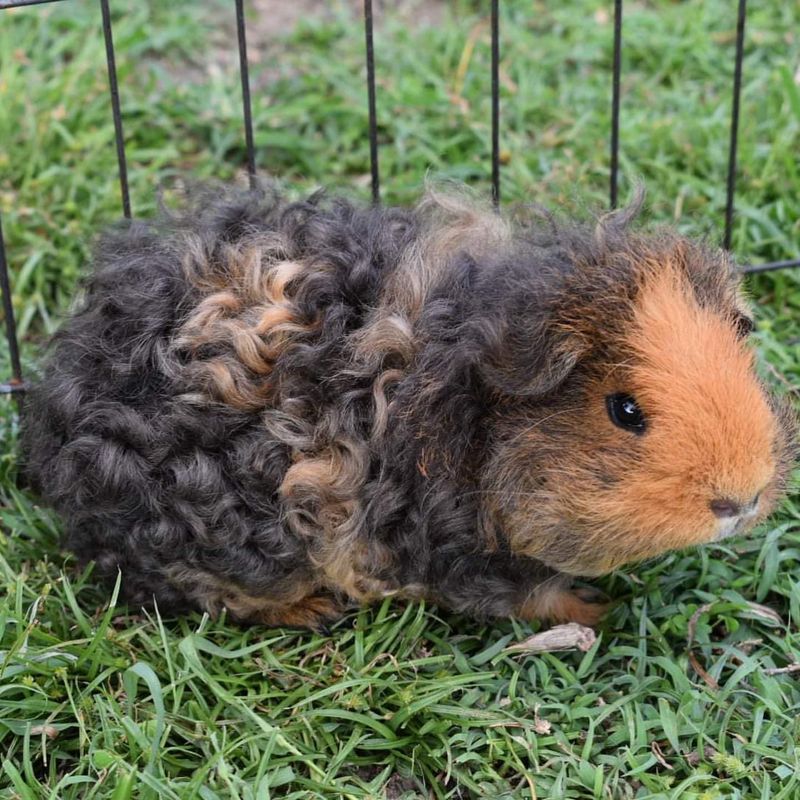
[517,585,610,627]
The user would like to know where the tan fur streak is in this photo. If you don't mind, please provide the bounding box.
[202,359,272,410]
[353,188,511,367]
[371,368,404,439]
[175,240,314,410]
[279,439,395,601]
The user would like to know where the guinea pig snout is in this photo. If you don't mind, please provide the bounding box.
[710,491,763,541]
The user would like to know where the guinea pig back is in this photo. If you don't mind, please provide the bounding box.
[21,186,797,629]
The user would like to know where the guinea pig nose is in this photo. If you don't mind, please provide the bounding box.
[710,497,741,519]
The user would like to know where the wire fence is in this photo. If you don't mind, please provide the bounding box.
[1,0,798,398]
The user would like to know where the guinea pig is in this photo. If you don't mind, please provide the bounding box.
[21,184,797,630]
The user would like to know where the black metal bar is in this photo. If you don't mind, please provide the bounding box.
[99,0,131,219]
[610,0,623,209]
[0,214,24,395]
[235,0,257,188]
[364,0,380,204]
[723,0,747,250]
[743,258,800,275]
[491,0,500,208]
[0,0,67,8]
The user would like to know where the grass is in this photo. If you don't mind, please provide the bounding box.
[0,0,799,797]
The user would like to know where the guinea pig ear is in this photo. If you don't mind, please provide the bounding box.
[476,323,590,397]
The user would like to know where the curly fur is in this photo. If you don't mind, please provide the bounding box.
[21,184,797,629]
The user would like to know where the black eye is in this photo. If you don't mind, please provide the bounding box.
[606,393,646,434]
[734,313,755,339]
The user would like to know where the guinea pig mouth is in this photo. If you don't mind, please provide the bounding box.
[713,509,760,542]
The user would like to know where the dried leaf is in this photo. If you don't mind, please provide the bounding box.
[30,725,59,739]
[688,651,720,691]
[712,638,762,656]
[686,602,715,647]
[453,21,486,99]
[651,740,673,770]
[740,601,784,627]
[506,623,596,654]
[763,663,800,676]
[686,603,719,690]
[533,704,552,735]
[684,746,718,767]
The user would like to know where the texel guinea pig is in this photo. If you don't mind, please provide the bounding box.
[21,183,797,630]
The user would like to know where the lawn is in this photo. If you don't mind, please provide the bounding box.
[1,0,799,797]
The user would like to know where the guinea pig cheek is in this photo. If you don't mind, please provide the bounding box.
[554,407,722,573]
[585,434,723,562]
